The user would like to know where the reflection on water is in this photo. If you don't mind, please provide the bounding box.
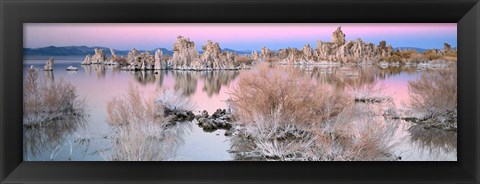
[105,121,193,161]
[201,71,239,97]
[44,71,54,83]
[408,125,457,160]
[23,114,87,160]
[228,132,265,161]
[23,59,456,161]
[174,71,198,96]
[132,70,157,85]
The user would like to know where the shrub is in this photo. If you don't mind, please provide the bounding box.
[228,64,399,161]
[106,85,162,126]
[235,55,254,64]
[423,50,442,60]
[104,121,182,161]
[312,105,399,161]
[408,68,457,127]
[384,55,402,63]
[229,63,349,128]
[105,85,194,161]
[23,69,84,127]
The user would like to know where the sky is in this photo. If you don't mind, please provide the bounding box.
[24,23,457,51]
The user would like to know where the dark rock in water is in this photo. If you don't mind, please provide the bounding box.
[224,128,234,136]
[212,109,226,119]
[164,107,195,122]
[200,110,209,118]
[195,108,235,132]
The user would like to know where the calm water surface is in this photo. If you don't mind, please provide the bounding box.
[23,58,457,161]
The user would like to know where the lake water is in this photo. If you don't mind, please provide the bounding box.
[23,58,457,161]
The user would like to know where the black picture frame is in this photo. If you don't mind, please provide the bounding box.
[1,0,479,183]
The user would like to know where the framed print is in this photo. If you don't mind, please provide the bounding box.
[1,0,479,183]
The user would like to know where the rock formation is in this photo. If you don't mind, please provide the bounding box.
[271,27,395,64]
[81,54,91,65]
[140,51,154,70]
[91,48,106,64]
[121,50,156,70]
[278,48,300,64]
[331,26,346,45]
[126,48,139,65]
[172,36,198,70]
[171,37,240,70]
[252,51,260,62]
[443,43,451,51]
[301,44,315,62]
[109,48,116,62]
[44,57,54,71]
[154,49,168,70]
[260,47,274,62]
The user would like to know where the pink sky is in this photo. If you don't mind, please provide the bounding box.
[24,23,456,50]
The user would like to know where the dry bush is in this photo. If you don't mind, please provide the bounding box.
[23,69,84,127]
[408,68,457,125]
[445,52,457,58]
[314,106,399,161]
[230,63,350,128]
[235,55,254,64]
[241,112,319,161]
[230,105,400,161]
[264,57,278,63]
[228,63,400,161]
[106,84,195,126]
[104,122,178,161]
[423,50,443,61]
[384,55,402,63]
[442,56,457,62]
[393,49,417,60]
[105,86,194,161]
[106,85,162,126]
[155,88,196,112]
[409,53,427,63]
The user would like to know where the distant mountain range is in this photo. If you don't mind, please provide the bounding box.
[23,46,174,57]
[23,46,252,57]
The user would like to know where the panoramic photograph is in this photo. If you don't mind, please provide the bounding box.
[23,23,457,161]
